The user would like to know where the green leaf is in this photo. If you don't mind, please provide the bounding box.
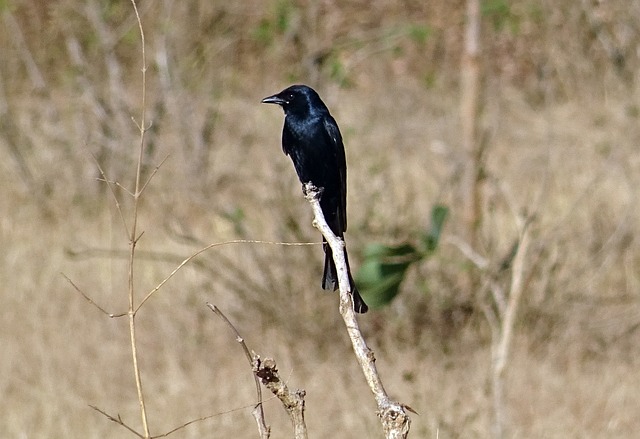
[355,204,449,309]
[421,204,449,252]
[357,258,414,309]
[363,242,419,259]
[356,243,421,308]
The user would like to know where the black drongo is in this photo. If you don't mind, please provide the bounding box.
[261,85,368,313]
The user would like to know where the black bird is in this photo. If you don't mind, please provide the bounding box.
[261,85,368,313]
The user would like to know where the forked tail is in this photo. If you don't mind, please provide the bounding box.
[322,244,368,313]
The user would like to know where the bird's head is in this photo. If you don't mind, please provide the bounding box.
[261,84,327,117]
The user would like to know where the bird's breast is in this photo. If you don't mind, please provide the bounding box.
[283,127,332,185]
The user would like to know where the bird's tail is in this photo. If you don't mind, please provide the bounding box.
[322,243,369,313]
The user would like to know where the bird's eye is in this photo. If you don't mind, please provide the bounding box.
[287,93,295,101]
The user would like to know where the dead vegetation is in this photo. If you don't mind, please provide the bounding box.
[2,0,640,437]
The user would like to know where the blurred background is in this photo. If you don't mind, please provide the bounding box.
[2,0,640,437]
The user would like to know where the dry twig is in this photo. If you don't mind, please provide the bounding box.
[89,405,144,438]
[125,2,151,436]
[207,303,309,438]
[207,303,272,439]
[254,357,307,439]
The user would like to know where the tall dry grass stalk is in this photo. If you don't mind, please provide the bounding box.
[125,1,150,435]
[66,0,154,436]
[65,1,159,436]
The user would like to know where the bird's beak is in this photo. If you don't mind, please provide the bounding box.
[261,93,287,105]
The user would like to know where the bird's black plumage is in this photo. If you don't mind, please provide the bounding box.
[261,84,368,313]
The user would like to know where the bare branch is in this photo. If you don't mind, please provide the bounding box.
[91,153,130,238]
[134,239,320,313]
[151,400,280,438]
[152,411,234,438]
[61,273,126,318]
[445,234,489,270]
[94,176,135,197]
[207,303,271,439]
[89,405,144,438]
[254,357,306,439]
[67,239,320,265]
[494,222,532,377]
[91,402,270,439]
[489,216,533,439]
[127,1,150,436]
[252,405,272,439]
[139,154,170,195]
[134,242,222,312]
[303,182,411,438]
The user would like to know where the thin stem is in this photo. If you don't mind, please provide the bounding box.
[128,0,150,437]
[89,405,144,438]
[207,303,271,438]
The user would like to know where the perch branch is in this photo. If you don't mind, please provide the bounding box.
[303,183,411,438]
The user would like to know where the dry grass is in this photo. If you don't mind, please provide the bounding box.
[2,0,640,437]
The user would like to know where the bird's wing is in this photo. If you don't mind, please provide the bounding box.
[281,123,293,157]
[323,116,348,232]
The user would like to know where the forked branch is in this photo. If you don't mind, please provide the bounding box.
[208,303,309,438]
[207,303,271,439]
